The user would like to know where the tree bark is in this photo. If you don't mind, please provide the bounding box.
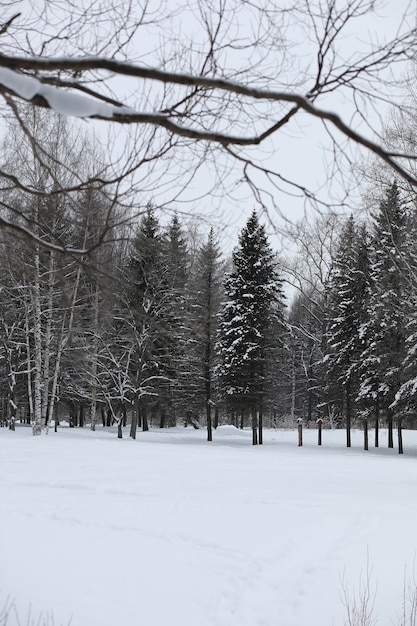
[388,415,394,448]
[207,402,212,442]
[364,418,368,451]
[32,240,43,436]
[142,405,149,432]
[398,419,403,454]
[345,380,351,448]
[258,411,263,445]
[251,408,258,445]
[130,408,137,439]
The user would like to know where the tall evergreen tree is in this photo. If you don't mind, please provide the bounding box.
[358,182,408,450]
[186,228,224,440]
[217,211,286,444]
[162,213,190,423]
[324,216,371,447]
[124,204,172,431]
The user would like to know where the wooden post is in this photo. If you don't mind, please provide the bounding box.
[297,418,303,447]
[316,418,323,445]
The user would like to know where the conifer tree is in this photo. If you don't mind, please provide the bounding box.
[217,211,286,444]
[187,228,224,440]
[358,182,408,450]
[163,213,190,423]
[325,216,370,447]
[125,204,171,431]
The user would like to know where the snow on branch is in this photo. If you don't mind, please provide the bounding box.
[0,52,416,186]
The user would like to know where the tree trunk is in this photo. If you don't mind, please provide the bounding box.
[364,418,368,451]
[398,418,403,454]
[41,250,55,431]
[345,381,351,448]
[130,408,137,439]
[214,405,219,429]
[388,414,394,448]
[251,408,258,445]
[142,406,149,432]
[90,283,100,432]
[32,241,43,435]
[207,402,212,442]
[258,411,263,445]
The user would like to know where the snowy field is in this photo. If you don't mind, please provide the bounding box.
[2,424,417,626]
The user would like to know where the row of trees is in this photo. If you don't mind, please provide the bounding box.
[2,135,417,451]
[289,182,417,452]
[0,175,288,441]
[1,105,417,448]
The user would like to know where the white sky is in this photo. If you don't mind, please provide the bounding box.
[0,0,415,255]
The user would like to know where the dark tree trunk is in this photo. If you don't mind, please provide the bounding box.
[79,404,84,428]
[345,382,351,448]
[398,419,403,454]
[136,400,142,429]
[388,415,394,448]
[374,395,380,447]
[251,408,258,445]
[214,406,219,429]
[130,409,137,439]
[117,418,123,438]
[159,409,166,429]
[364,418,368,451]
[69,403,75,428]
[101,406,105,427]
[106,408,112,427]
[142,406,149,432]
[258,411,263,445]
[240,408,244,430]
[207,403,212,442]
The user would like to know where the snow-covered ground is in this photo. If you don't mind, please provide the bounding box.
[1,424,417,626]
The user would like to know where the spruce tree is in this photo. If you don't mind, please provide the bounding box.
[217,211,286,444]
[358,183,408,450]
[162,213,190,424]
[125,204,171,431]
[187,228,224,440]
[325,216,370,448]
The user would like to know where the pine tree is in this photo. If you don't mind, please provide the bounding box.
[217,211,286,444]
[186,228,224,440]
[385,200,417,436]
[324,216,370,448]
[162,213,190,424]
[125,204,172,431]
[358,182,408,450]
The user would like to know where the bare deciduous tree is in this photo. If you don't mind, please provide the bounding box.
[0,0,414,245]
